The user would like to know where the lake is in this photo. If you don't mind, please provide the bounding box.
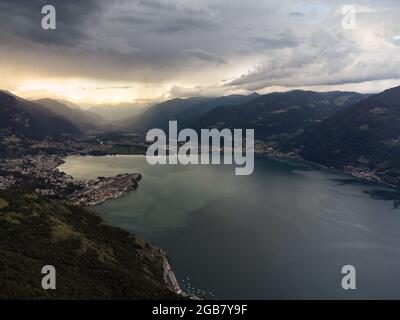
[58,155,400,299]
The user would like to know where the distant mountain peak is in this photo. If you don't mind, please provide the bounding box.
[0,91,80,138]
[300,85,400,186]
[34,98,107,131]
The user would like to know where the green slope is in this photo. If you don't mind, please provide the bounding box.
[0,188,179,299]
[300,86,400,185]
[0,91,80,139]
[195,90,367,144]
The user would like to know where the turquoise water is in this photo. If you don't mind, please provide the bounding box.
[59,155,400,299]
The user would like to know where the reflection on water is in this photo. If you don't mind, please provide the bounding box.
[331,178,400,209]
[59,155,400,299]
[363,189,400,209]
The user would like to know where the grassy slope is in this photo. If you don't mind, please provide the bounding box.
[0,188,179,299]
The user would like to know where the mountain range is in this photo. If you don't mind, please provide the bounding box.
[87,103,150,122]
[3,86,400,185]
[190,90,367,144]
[118,93,260,130]
[35,99,107,132]
[117,91,368,149]
[0,91,80,139]
[300,85,400,185]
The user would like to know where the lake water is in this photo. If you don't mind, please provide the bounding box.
[58,155,400,299]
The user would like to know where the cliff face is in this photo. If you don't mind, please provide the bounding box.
[0,188,179,299]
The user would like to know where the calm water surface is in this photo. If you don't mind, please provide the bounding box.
[58,155,400,299]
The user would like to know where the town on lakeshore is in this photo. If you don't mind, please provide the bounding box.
[0,129,382,201]
[0,132,287,204]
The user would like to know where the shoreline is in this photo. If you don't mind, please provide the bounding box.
[67,173,142,206]
[58,151,399,299]
[61,151,400,190]
[57,154,186,297]
[256,150,399,190]
[162,254,183,295]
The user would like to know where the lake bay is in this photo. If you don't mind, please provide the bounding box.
[58,155,400,299]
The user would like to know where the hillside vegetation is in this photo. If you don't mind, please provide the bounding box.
[300,86,400,185]
[0,188,179,299]
[0,91,80,139]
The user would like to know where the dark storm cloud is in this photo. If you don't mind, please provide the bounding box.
[116,15,152,26]
[0,0,102,46]
[0,0,217,81]
[289,12,305,17]
[0,0,400,91]
[151,16,216,34]
[249,31,301,50]
[225,1,400,91]
[136,0,175,12]
[185,49,227,64]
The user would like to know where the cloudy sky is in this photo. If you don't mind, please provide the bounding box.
[0,0,400,106]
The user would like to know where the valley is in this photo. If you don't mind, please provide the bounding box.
[2,85,400,299]
[2,86,400,188]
